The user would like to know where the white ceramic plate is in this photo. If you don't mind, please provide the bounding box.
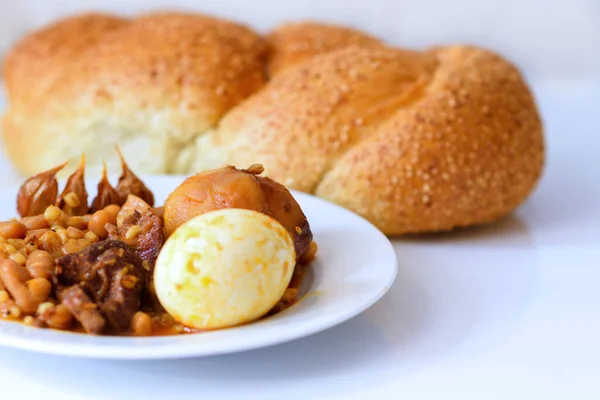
[0,175,397,359]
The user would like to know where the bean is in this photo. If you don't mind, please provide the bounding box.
[66,216,88,230]
[61,238,91,255]
[131,311,153,336]
[88,210,115,239]
[26,278,51,304]
[26,250,54,279]
[43,205,68,227]
[7,238,24,249]
[2,243,16,254]
[0,258,37,314]
[42,304,73,330]
[103,205,121,220]
[9,252,27,265]
[26,228,51,241]
[84,231,99,243]
[66,226,84,239]
[39,231,62,254]
[23,242,38,256]
[125,225,140,240]
[63,192,81,209]
[61,239,81,255]
[54,227,69,244]
[20,215,49,230]
[37,301,54,315]
[0,221,27,239]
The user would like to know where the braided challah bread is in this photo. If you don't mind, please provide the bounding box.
[1,11,544,235]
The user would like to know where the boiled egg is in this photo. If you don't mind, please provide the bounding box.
[153,208,296,330]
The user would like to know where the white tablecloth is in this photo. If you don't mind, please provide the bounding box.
[0,79,599,400]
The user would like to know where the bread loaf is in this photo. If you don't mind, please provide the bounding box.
[2,12,268,176]
[1,11,545,235]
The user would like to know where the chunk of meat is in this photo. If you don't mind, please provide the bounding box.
[107,209,164,270]
[56,240,146,333]
[106,206,165,312]
[60,285,106,334]
[115,194,151,225]
[100,265,143,331]
[110,195,165,269]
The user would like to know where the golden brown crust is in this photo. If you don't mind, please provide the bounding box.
[315,46,544,234]
[193,45,543,234]
[2,12,268,178]
[47,12,267,123]
[2,12,129,103]
[266,21,384,76]
[0,13,545,235]
[192,46,438,192]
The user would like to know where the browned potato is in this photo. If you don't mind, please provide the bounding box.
[164,164,313,260]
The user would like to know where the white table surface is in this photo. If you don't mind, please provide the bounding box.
[0,79,598,399]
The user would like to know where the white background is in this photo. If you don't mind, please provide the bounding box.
[0,1,599,399]
[0,0,598,82]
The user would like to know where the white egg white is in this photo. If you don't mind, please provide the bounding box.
[154,208,296,330]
